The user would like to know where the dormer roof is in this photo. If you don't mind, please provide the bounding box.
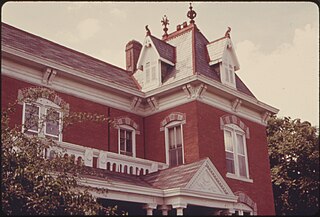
[136,34,175,68]
[150,35,176,64]
[207,36,240,70]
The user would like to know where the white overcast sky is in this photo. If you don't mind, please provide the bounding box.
[2,1,319,126]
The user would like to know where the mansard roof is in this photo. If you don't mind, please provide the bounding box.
[1,23,139,90]
[193,27,255,97]
[150,35,176,64]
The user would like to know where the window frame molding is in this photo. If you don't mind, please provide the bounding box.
[223,123,252,182]
[22,98,63,142]
[117,124,136,158]
[164,120,185,166]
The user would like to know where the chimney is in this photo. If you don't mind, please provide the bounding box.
[125,40,142,73]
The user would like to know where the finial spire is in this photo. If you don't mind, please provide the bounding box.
[145,25,151,36]
[187,3,197,24]
[161,15,169,38]
[225,27,231,38]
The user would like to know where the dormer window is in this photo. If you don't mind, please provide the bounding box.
[224,61,235,85]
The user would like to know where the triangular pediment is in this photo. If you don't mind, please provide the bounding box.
[186,158,234,196]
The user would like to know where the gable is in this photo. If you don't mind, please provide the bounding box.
[186,158,234,196]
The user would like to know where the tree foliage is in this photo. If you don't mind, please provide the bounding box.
[267,115,319,215]
[1,88,123,215]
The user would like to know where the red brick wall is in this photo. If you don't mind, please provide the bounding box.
[109,108,145,158]
[196,102,275,215]
[144,101,199,164]
[1,75,109,150]
[2,75,275,214]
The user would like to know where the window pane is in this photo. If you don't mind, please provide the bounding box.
[226,158,235,174]
[25,104,39,132]
[224,131,233,152]
[176,125,182,146]
[45,110,60,136]
[126,131,132,153]
[168,128,175,149]
[177,147,183,165]
[169,149,177,167]
[120,129,125,151]
[236,134,245,155]
[238,155,248,177]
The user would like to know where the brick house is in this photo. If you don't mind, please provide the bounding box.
[1,5,278,216]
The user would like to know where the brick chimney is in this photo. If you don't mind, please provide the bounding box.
[125,40,142,73]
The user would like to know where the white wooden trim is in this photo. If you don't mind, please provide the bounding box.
[117,125,136,158]
[164,121,185,166]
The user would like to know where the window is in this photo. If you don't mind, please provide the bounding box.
[118,125,136,157]
[223,59,235,86]
[165,122,184,167]
[224,124,249,179]
[22,99,62,141]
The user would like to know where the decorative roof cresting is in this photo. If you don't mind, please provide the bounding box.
[187,3,197,24]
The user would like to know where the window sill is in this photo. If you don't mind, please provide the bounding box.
[226,173,253,183]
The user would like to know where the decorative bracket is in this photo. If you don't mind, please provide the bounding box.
[261,111,271,124]
[231,98,242,112]
[195,83,207,99]
[147,97,159,111]
[182,84,194,99]
[42,67,57,85]
[130,96,142,111]
[182,83,207,99]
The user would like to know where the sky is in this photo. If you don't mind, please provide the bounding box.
[2,1,319,126]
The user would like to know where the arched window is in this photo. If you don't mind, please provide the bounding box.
[22,98,63,141]
[114,117,139,158]
[165,121,185,167]
[118,125,136,157]
[224,124,249,178]
[161,112,186,167]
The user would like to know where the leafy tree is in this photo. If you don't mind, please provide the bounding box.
[267,115,319,215]
[1,87,124,215]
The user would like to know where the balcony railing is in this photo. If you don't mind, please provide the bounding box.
[47,141,168,175]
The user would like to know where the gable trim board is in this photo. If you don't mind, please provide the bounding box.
[79,158,239,210]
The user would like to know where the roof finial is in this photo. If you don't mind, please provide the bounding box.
[225,27,231,38]
[161,15,169,38]
[145,25,151,36]
[187,2,197,24]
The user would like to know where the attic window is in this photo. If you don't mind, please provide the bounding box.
[223,59,236,87]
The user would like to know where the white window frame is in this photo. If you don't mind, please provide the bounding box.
[22,98,63,142]
[44,108,62,141]
[221,50,236,88]
[22,103,40,134]
[164,121,185,166]
[118,125,136,158]
[224,124,252,182]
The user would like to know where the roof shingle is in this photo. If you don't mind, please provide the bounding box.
[1,23,139,90]
[150,35,175,64]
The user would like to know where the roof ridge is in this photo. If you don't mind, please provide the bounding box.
[150,35,175,49]
[207,36,228,45]
[1,22,129,74]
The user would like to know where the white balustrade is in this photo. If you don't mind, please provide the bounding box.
[48,141,168,175]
